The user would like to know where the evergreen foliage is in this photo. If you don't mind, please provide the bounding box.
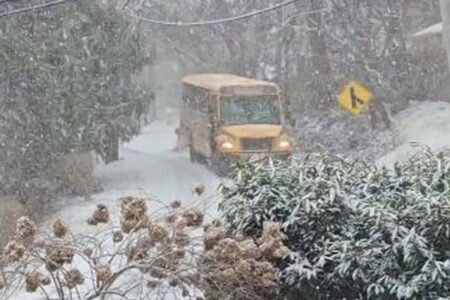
[0,2,151,195]
[220,152,450,299]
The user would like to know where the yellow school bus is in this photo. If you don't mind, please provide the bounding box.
[177,74,292,171]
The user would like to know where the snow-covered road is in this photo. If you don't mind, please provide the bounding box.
[50,111,220,234]
[8,111,219,300]
[47,101,450,231]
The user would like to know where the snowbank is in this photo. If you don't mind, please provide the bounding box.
[413,22,443,37]
[378,101,450,167]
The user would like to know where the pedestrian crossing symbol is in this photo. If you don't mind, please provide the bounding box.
[338,81,373,116]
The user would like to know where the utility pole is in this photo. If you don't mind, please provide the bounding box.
[440,0,450,71]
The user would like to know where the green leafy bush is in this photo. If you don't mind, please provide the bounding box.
[220,152,450,299]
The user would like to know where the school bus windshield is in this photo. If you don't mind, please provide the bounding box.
[221,95,280,126]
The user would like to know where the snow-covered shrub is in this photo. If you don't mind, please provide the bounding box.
[220,152,450,299]
[0,1,152,198]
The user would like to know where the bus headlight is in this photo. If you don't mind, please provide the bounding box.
[221,141,234,150]
[279,140,290,148]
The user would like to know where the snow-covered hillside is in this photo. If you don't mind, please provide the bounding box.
[378,101,450,166]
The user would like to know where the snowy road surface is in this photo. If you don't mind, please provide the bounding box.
[49,111,221,234]
[7,102,450,299]
[10,112,219,300]
[378,101,450,166]
[51,101,450,231]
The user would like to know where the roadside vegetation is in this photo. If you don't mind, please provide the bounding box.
[2,151,450,299]
[220,151,450,299]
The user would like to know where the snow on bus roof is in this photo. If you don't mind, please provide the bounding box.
[413,22,443,38]
[181,74,279,92]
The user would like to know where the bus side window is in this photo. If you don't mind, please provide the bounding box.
[199,89,209,115]
[182,85,189,108]
[184,85,196,111]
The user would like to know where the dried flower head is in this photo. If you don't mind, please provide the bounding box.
[169,277,180,287]
[92,204,110,224]
[147,280,161,289]
[170,200,182,209]
[204,226,225,251]
[237,239,260,259]
[258,236,277,257]
[83,247,94,258]
[65,269,84,289]
[148,222,168,243]
[4,240,26,262]
[222,268,235,278]
[193,183,205,196]
[257,222,290,258]
[173,216,187,231]
[15,216,36,245]
[25,273,39,293]
[25,272,48,293]
[95,264,112,285]
[87,217,98,226]
[259,222,284,241]
[255,261,278,288]
[182,209,204,227]
[149,267,167,279]
[165,214,176,224]
[234,259,252,278]
[174,230,190,247]
[113,231,124,243]
[273,245,290,259]
[45,240,75,271]
[173,248,186,259]
[120,197,148,233]
[182,288,189,297]
[127,237,154,261]
[53,219,68,238]
[34,238,47,249]
[41,276,51,286]
[120,197,148,219]
[212,238,240,263]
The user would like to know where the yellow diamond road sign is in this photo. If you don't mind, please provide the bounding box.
[338,81,373,116]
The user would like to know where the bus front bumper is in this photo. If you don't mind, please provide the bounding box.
[219,151,292,161]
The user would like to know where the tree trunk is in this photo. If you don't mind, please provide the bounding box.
[104,125,119,164]
[440,0,450,72]
[299,0,333,106]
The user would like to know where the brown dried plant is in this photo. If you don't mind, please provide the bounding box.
[0,197,283,300]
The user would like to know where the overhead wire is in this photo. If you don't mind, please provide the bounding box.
[127,0,300,27]
[0,0,310,29]
[0,0,76,18]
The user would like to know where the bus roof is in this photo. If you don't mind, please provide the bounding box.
[182,74,279,93]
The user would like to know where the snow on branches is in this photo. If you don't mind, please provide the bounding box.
[0,195,285,300]
[220,152,450,299]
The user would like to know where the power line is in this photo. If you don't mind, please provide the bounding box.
[128,0,299,27]
[0,0,76,18]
